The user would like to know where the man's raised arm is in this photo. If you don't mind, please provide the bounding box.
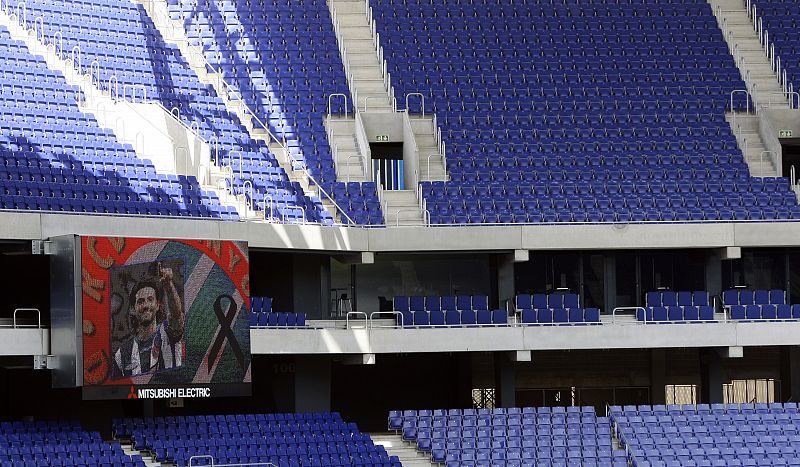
[159,266,184,343]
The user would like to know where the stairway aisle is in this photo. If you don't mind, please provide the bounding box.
[371,432,438,467]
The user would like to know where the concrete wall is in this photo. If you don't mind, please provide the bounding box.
[360,112,404,143]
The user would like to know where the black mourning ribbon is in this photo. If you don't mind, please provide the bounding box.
[208,294,245,372]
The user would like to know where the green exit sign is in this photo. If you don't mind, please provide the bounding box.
[780,129,793,138]
[375,134,389,142]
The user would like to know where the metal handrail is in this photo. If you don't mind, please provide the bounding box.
[138,10,354,225]
[327,93,349,117]
[346,311,368,329]
[281,205,306,224]
[242,180,254,218]
[122,83,147,103]
[405,92,425,116]
[611,307,646,324]
[69,45,81,75]
[369,311,403,328]
[426,153,442,180]
[260,195,275,222]
[346,155,362,183]
[13,308,41,329]
[175,146,189,174]
[191,462,275,467]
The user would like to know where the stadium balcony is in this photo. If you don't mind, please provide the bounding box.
[249,295,308,327]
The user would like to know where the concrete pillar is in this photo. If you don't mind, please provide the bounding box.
[650,349,667,405]
[700,349,724,404]
[705,252,722,299]
[497,254,516,312]
[494,352,516,408]
[780,347,800,402]
[292,256,327,319]
[294,356,331,413]
[604,255,616,313]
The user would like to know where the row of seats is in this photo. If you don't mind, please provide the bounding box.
[115,413,399,467]
[636,290,715,322]
[249,311,307,327]
[0,420,145,467]
[397,309,508,327]
[392,406,626,467]
[612,403,800,465]
[371,0,800,226]
[166,0,383,225]
[19,0,334,224]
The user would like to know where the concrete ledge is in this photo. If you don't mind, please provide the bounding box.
[2,211,800,252]
[250,321,800,354]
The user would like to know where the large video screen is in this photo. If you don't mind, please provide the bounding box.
[81,237,251,400]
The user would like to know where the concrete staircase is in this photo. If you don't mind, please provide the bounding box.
[371,433,437,467]
[725,112,776,176]
[120,441,164,467]
[381,190,426,226]
[326,116,370,183]
[409,116,447,182]
[329,0,394,112]
[709,0,789,110]
[0,3,252,217]
[710,0,786,178]
[134,0,341,221]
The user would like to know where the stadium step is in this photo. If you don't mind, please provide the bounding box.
[135,0,342,222]
[325,116,371,183]
[371,433,437,467]
[0,0,255,217]
[120,441,165,467]
[725,112,778,177]
[329,0,395,112]
[381,190,427,226]
[709,0,791,111]
[409,116,449,182]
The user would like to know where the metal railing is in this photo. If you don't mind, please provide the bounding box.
[188,455,276,467]
[135,0,354,226]
[13,308,41,329]
[369,311,404,327]
[345,311,368,329]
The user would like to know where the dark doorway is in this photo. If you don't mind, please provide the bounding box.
[781,139,800,182]
[370,142,404,190]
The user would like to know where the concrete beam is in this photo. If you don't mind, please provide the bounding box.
[509,350,532,362]
[717,346,744,358]
[333,252,374,264]
[722,247,742,260]
[513,250,529,262]
[340,353,376,365]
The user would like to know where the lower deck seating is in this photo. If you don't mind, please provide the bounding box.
[611,402,800,466]
[390,406,626,467]
[113,412,399,467]
[0,420,145,466]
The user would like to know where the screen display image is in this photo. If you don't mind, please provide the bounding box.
[81,237,250,400]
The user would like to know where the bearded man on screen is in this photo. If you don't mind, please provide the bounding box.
[112,265,184,378]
